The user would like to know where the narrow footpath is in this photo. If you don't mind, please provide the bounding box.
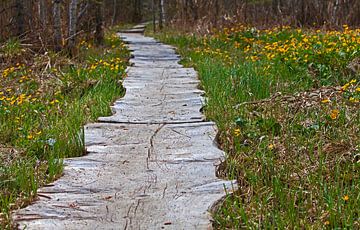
[13,24,234,230]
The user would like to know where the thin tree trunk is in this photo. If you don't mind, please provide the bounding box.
[112,0,117,26]
[158,0,163,30]
[133,0,142,22]
[38,0,47,26]
[94,0,104,45]
[152,0,156,32]
[68,0,78,55]
[15,0,25,36]
[189,0,198,21]
[160,0,165,24]
[184,0,189,24]
[53,0,62,51]
[214,0,219,27]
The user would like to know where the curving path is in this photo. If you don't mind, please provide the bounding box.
[12,24,234,230]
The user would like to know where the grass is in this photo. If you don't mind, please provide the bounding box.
[0,30,129,228]
[155,25,360,228]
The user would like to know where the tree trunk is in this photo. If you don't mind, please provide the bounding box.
[68,0,78,55]
[158,0,163,30]
[94,0,104,45]
[38,0,47,26]
[188,0,198,21]
[53,0,62,51]
[15,0,25,36]
[112,0,117,26]
[133,0,142,22]
[213,0,219,27]
[152,0,156,32]
[161,0,165,24]
[184,0,189,23]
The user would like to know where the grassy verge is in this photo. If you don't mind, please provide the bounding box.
[155,25,360,228]
[0,30,129,228]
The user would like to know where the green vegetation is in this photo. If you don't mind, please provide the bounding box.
[0,31,129,228]
[156,25,360,228]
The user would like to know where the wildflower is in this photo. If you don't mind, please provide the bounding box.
[356,87,360,92]
[234,128,241,137]
[324,220,330,226]
[50,99,59,105]
[343,195,349,201]
[330,109,340,120]
[349,97,359,103]
[341,83,350,92]
[268,143,275,150]
[321,99,331,103]
[27,135,34,140]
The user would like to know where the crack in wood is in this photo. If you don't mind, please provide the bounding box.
[97,120,206,125]
[124,198,142,230]
[162,184,168,199]
[147,124,166,170]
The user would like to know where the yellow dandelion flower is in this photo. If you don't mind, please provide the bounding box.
[268,144,275,150]
[349,97,359,103]
[234,128,241,137]
[341,83,350,91]
[321,99,331,103]
[342,195,349,201]
[50,99,59,105]
[330,109,340,120]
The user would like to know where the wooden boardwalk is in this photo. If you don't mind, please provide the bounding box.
[13,24,234,230]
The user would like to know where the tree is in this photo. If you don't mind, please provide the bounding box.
[15,0,25,36]
[112,0,118,26]
[159,0,164,29]
[38,0,47,26]
[133,0,142,22]
[53,0,63,51]
[152,0,156,32]
[68,0,78,55]
[94,0,104,45]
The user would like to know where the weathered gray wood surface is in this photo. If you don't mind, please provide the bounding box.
[12,24,234,230]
